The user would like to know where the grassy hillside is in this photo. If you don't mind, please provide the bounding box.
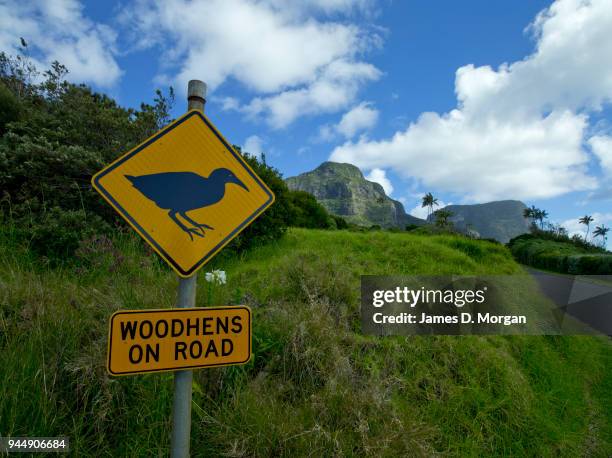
[1,228,610,456]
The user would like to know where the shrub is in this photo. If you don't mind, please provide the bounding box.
[222,150,291,254]
[0,134,111,221]
[512,229,605,253]
[27,207,111,262]
[567,254,612,275]
[0,48,189,258]
[286,190,334,229]
[508,234,612,274]
[0,82,20,134]
[332,215,348,229]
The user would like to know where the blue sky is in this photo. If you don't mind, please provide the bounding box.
[1,0,611,247]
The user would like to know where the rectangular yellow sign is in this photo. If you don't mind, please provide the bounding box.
[107,307,251,376]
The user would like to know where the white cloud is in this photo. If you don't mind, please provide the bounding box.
[332,110,595,201]
[264,0,375,16]
[121,0,368,92]
[318,101,379,141]
[331,0,612,201]
[120,0,380,127]
[243,60,380,128]
[365,168,393,195]
[0,0,121,87]
[217,96,241,111]
[589,135,612,177]
[337,101,379,138]
[409,204,429,220]
[243,135,264,158]
[317,124,336,142]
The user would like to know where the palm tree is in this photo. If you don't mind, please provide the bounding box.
[528,208,546,230]
[523,205,540,229]
[421,192,439,220]
[593,225,609,248]
[538,210,548,229]
[579,215,594,240]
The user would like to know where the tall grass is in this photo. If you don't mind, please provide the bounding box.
[0,228,610,456]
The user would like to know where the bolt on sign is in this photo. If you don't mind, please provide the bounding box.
[91,110,275,277]
[107,307,251,376]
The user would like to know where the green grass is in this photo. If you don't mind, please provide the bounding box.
[509,235,612,275]
[0,228,610,456]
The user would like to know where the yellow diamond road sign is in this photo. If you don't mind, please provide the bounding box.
[92,110,274,277]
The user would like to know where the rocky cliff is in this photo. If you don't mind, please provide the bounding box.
[433,200,530,243]
[286,162,425,228]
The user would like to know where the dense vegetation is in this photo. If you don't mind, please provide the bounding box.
[509,232,612,274]
[1,228,610,456]
[0,48,337,264]
[285,190,338,229]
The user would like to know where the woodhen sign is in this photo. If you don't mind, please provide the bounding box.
[107,307,251,376]
[91,110,274,277]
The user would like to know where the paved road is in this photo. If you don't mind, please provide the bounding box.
[525,267,612,335]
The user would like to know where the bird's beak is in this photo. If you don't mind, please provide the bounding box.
[232,176,249,192]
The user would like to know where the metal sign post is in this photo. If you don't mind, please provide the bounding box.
[171,80,206,458]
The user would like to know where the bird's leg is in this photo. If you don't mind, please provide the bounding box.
[180,212,214,235]
[168,210,204,241]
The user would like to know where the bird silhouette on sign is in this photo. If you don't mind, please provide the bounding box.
[125,168,249,240]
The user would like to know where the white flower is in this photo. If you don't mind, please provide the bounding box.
[205,270,226,285]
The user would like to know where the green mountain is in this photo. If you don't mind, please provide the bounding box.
[287,162,531,242]
[286,162,425,228]
[435,200,530,243]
